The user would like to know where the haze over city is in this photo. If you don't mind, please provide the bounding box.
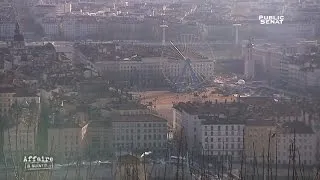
[0,0,320,179]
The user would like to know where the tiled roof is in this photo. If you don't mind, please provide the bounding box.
[280,121,314,134]
[173,101,242,115]
[112,114,167,123]
[246,119,276,126]
[201,116,245,125]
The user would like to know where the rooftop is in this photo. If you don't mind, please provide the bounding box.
[280,121,314,134]
[245,119,276,126]
[0,87,15,93]
[88,120,111,127]
[240,96,275,105]
[110,102,147,110]
[173,101,241,115]
[48,122,85,129]
[200,116,245,125]
[112,114,167,123]
[13,89,38,97]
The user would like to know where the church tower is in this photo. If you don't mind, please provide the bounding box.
[9,22,28,65]
[12,22,25,49]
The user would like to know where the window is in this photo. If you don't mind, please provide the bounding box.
[226,138,228,142]
[211,126,213,131]
[211,138,213,142]
[205,132,207,136]
[226,126,228,130]
[218,138,221,142]
[218,126,221,131]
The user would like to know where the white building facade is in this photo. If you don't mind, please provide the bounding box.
[41,18,60,38]
[277,121,317,165]
[96,57,215,88]
[61,15,99,40]
[201,118,245,160]
[173,105,203,150]
[112,114,168,152]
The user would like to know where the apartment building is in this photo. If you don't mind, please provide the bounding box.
[0,87,40,116]
[0,87,16,115]
[109,102,151,116]
[84,121,113,159]
[33,4,56,19]
[61,15,98,40]
[280,52,320,91]
[244,119,277,164]
[48,123,87,163]
[173,101,238,150]
[0,6,16,41]
[200,116,245,160]
[56,3,72,16]
[3,121,37,163]
[0,23,15,41]
[41,18,60,38]
[96,57,214,88]
[112,114,168,152]
[277,121,316,165]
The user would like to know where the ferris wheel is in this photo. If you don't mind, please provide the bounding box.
[161,34,214,93]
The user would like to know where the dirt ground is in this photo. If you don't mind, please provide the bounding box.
[137,88,235,127]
